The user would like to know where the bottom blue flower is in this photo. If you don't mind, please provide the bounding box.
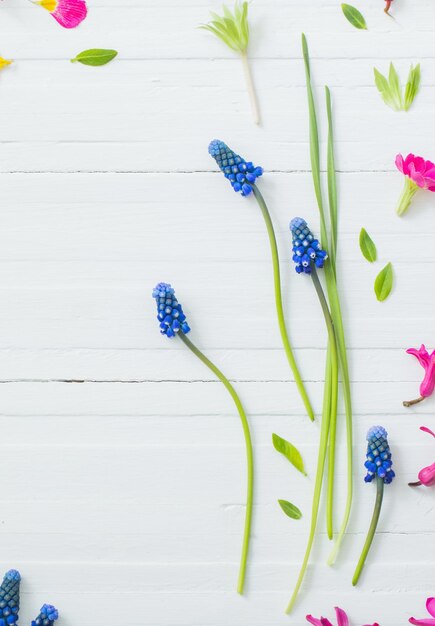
[31,604,59,626]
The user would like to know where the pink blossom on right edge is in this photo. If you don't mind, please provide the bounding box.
[409,426,435,488]
[403,345,435,407]
[409,597,435,626]
[395,154,435,216]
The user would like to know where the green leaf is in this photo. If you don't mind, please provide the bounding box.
[272,433,307,476]
[404,63,421,111]
[359,228,377,262]
[374,67,397,110]
[200,1,249,53]
[71,49,118,66]
[341,4,367,29]
[374,262,394,302]
[388,62,403,110]
[278,499,302,520]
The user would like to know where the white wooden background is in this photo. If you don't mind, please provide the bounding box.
[0,0,433,624]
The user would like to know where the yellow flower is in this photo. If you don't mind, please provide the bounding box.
[0,58,12,71]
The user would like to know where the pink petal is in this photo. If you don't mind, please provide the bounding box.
[409,619,435,625]
[334,607,349,626]
[51,0,87,28]
[413,156,426,173]
[420,426,435,438]
[306,616,324,626]
[395,153,405,174]
[407,345,430,369]
[426,597,435,618]
[320,619,334,626]
[425,160,435,172]
[418,463,435,486]
[409,163,426,189]
[428,185,435,192]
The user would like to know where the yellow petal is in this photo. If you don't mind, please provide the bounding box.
[0,58,12,70]
[38,0,58,12]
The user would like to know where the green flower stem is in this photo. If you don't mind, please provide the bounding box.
[352,476,384,586]
[285,350,332,614]
[178,331,253,595]
[311,267,339,541]
[241,51,261,125]
[396,178,418,216]
[251,184,314,422]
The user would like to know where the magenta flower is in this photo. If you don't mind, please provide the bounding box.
[306,607,379,626]
[409,597,435,626]
[395,153,435,216]
[409,426,435,488]
[403,344,435,407]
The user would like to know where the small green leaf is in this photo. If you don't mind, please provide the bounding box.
[404,63,421,111]
[374,67,398,110]
[341,4,367,29]
[374,262,394,302]
[359,228,377,263]
[71,49,118,66]
[388,62,403,110]
[278,499,302,520]
[272,433,307,476]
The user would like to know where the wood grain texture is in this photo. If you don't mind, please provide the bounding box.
[0,0,433,625]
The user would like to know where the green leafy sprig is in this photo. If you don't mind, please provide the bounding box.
[359,228,377,263]
[374,262,394,301]
[374,63,421,111]
[341,4,367,29]
[200,2,261,124]
[272,433,307,476]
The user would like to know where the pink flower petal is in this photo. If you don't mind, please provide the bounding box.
[420,426,435,438]
[50,0,87,28]
[407,345,430,369]
[413,156,426,173]
[426,598,435,618]
[409,619,435,625]
[395,153,405,174]
[334,607,349,626]
[306,616,324,626]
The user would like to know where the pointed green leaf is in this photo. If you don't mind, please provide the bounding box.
[374,262,394,301]
[341,4,367,29]
[71,49,118,66]
[278,499,303,520]
[388,62,403,110]
[272,433,307,476]
[200,1,249,53]
[359,228,377,263]
[374,67,397,110]
[404,63,421,111]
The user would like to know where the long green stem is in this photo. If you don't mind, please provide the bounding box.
[352,476,384,585]
[285,350,332,613]
[311,268,339,541]
[251,184,314,422]
[178,331,254,595]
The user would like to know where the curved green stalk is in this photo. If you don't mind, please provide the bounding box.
[352,476,384,585]
[178,331,253,594]
[311,268,339,540]
[251,184,314,422]
[285,350,332,613]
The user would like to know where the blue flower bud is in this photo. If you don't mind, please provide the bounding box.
[31,604,59,626]
[152,283,191,338]
[364,426,395,484]
[0,570,20,626]
[289,217,328,274]
[208,140,263,196]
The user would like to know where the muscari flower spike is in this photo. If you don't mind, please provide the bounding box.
[0,569,20,626]
[290,217,328,274]
[353,426,394,585]
[152,282,190,338]
[31,604,59,626]
[364,425,395,484]
[208,140,263,196]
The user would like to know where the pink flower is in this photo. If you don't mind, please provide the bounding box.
[36,0,87,28]
[403,345,435,407]
[409,426,435,487]
[306,607,379,626]
[395,153,435,216]
[409,597,435,626]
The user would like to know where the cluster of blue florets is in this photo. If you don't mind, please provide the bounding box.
[289,217,328,274]
[208,139,263,196]
[152,282,191,338]
[0,570,20,626]
[364,426,395,484]
[31,604,59,626]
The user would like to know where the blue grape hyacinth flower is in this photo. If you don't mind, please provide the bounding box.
[31,604,59,626]
[364,425,395,484]
[208,139,263,196]
[0,569,20,626]
[152,282,191,338]
[290,217,328,274]
[353,425,395,585]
